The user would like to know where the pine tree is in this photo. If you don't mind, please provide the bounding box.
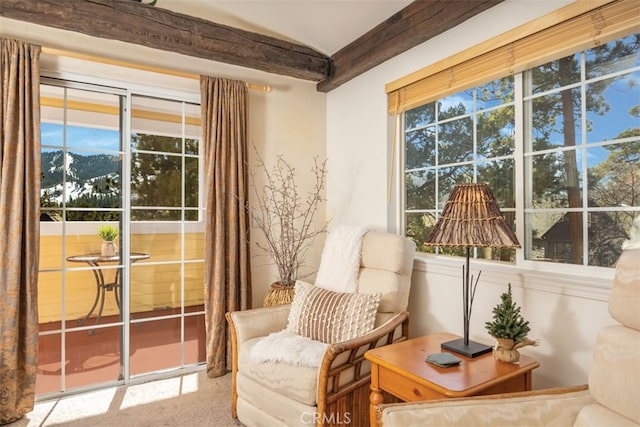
[485,284,530,343]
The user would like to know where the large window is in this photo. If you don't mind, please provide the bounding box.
[403,33,639,268]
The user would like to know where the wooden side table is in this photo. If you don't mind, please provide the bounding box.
[364,332,539,426]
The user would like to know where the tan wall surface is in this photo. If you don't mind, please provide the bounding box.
[38,233,205,323]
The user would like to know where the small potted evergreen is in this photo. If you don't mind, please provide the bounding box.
[485,284,538,362]
[97,224,119,257]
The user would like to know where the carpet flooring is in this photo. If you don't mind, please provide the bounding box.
[9,371,239,427]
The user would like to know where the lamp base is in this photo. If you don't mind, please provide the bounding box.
[441,338,493,358]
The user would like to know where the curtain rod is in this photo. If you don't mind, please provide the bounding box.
[42,47,272,93]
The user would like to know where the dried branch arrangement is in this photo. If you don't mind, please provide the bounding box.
[248,149,328,286]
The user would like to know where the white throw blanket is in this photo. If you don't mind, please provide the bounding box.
[250,330,329,368]
[314,225,369,293]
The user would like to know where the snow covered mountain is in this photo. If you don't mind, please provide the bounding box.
[41,150,119,205]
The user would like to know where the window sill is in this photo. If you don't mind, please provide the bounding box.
[413,254,614,302]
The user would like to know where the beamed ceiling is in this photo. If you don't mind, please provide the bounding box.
[0,0,504,92]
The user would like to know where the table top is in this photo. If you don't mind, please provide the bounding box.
[66,252,150,263]
[365,332,539,395]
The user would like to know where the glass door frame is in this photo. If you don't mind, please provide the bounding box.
[38,74,204,399]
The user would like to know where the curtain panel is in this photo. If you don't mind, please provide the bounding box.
[200,76,252,377]
[0,38,41,425]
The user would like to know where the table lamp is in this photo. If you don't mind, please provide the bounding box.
[423,183,520,358]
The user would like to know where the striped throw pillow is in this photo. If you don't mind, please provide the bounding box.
[286,280,381,344]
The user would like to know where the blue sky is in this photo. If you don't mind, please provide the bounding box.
[41,123,120,153]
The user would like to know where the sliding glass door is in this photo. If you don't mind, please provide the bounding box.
[37,80,205,397]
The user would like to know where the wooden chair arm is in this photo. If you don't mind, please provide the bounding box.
[316,312,410,413]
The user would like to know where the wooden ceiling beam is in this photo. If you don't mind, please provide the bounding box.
[317,0,505,93]
[0,0,331,81]
[1,0,504,92]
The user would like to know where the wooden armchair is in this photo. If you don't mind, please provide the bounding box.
[226,231,416,426]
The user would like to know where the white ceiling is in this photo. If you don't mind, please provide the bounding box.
[154,0,414,56]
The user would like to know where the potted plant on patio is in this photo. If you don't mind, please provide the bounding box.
[247,148,328,306]
[97,224,119,257]
[485,284,538,362]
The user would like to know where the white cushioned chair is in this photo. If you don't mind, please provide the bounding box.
[225,231,416,427]
[377,247,640,427]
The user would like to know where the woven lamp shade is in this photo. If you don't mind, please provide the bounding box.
[424,183,520,249]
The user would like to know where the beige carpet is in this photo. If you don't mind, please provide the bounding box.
[9,371,240,427]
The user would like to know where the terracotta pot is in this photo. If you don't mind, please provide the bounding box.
[494,338,520,363]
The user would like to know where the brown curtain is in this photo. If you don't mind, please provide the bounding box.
[0,38,41,424]
[200,76,252,377]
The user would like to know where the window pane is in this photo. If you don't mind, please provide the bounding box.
[132,97,184,153]
[65,89,121,152]
[185,209,199,222]
[131,263,182,318]
[185,156,199,207]
[588,211,632,267]
[406,170,435,210]
[530,53,581,94]
[476,77,514,110]
[64,326,122,388]
[41,85,65,148]
[184,231,205,261]
[438,117,473,164]
[477,106,515,158]
[438,165,474,208]
[529,150,583,209]
[586,71,640,143]
[406,127,436,169]
[37,271,62,326]
[528,88,582,150]
[131,225,181,263]
[478,159,514,208]
[405,212,437,252]
[439,92,473,120]
[476,245,516,262]
[130,318,181,376]
[184,314,206,365]
[585,34,640,79]
[405,102,435,129]
[588,142,640,208]
[184,102,202,155]
[36,331,62,394]
[527,211,583,264]
[131,151,182,207]
[41,148,122,220]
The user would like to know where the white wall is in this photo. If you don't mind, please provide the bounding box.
[1,17,328,309]
[326,0,618,389]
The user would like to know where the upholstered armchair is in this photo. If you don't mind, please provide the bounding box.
[225,231,416,427]
[377,247,640,427]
